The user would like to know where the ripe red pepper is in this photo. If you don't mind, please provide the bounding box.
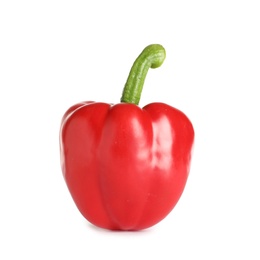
[60,44,194,231]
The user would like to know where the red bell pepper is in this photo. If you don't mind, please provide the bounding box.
[60,44,194,231]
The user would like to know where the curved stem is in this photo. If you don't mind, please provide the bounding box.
[120,44,166,105]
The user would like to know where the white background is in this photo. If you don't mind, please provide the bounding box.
[1,0,260,259]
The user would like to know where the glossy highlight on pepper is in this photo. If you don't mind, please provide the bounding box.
[59,44,194,230]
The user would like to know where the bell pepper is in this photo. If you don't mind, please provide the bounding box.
[59,44,194,231]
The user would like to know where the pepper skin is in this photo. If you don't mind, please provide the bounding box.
[60,44,194,231]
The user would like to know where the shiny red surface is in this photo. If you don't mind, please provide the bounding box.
[60,101,194,230]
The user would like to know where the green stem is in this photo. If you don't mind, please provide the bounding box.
[120,44,166,105]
